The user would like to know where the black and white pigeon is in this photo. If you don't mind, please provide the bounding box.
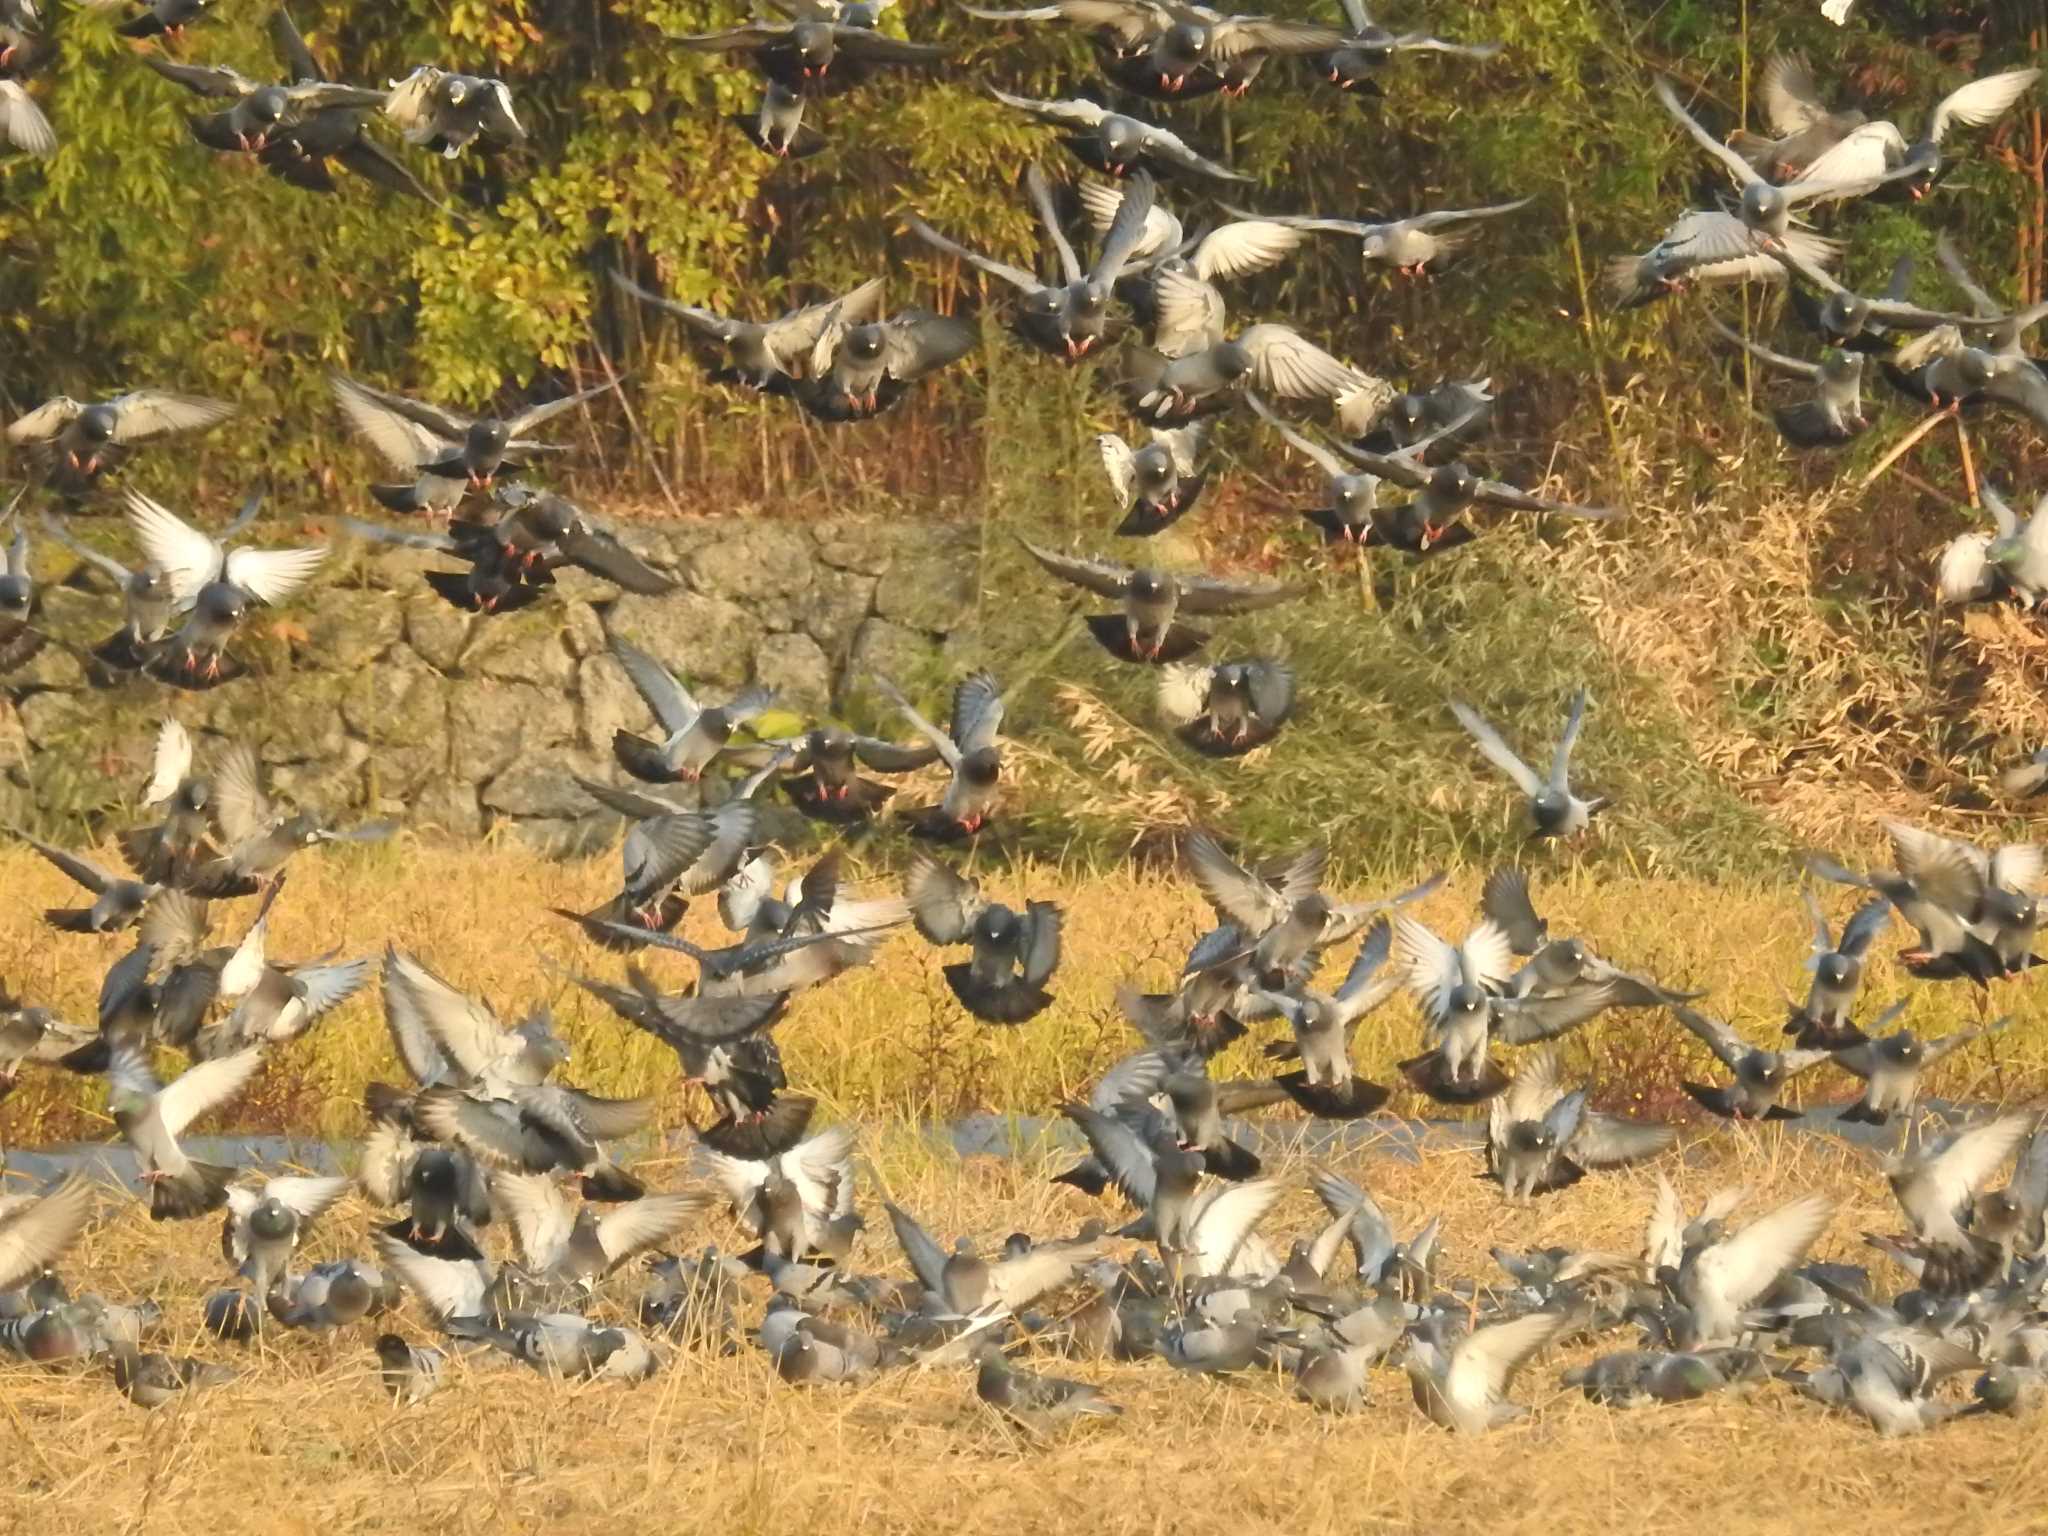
[906,852,1062,1024]
[1226,195,1532,276]
[1786,890,1889,1047]
[799,307,980,421]
[1485,1048,1674,1201]
[1673,1006,1833,1121]
[1703,314,1868,446]
[1315,0,1499,92]
[1094,422,1211,535]
[1604,210,1840,310]
[40,511,182,673]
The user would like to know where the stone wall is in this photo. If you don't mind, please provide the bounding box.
[0,515,986,846]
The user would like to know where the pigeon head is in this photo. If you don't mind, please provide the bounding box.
[527,495,576,541]
[1331,474,1373,520]
[1428,463,1478,505]
[1507,1119,1557,1156]
[1210,665,1251,704]
[1128,568,1168,602]
[131,562,169,599]
[1814,952,1853,988]
[1538,938,1588,978]
[1291,892,1331,928]
[1001,1232,1032,1259]
[1985,885,2036,927]
[0,573,27,618]
[1888,1033,1924,1065]
[1391,393,1428,433]
[1819,350,1863,386]
[1530,788,1572,830]
[842,325,887,364]
[1357,229,1391,262]
[1820,294,1871,338]
[243,86,290,133]
[1740,181,1785,232]
[374,1333,415,1371]
[247,1198,297,1244]
[435,73,472,108]
[975,902,1021,948]
[322,1267,376,1324]
[277,810,325,847]
[1974,1363,2021,1413]
[790,22,836,71]
[1097,115,1143,167]
[1209,340,1254,384]
[958,745,1001,788]
[1130,444,1174,493]
[1753,1053,1787,1087]
[1956,350,1997,390]
[75,404,120,445]
[1446,982,1487,1020]
[194,580,248,625]
[464,419,512,465]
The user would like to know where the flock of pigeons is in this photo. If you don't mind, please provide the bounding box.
[5,0,2048,1449]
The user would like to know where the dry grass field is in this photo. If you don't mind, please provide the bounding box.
[3,842,2047,1536]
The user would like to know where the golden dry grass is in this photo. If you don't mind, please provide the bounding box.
[1,839,2044,1144]
[4,1120,2048,1536]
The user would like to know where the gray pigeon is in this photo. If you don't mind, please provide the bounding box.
[908,167,1155,361]
[1485,1048,1675,1200]
[975,1346,1121,1432]
[8,830,162,934]
[221,1174,350,1293]
[1402,1311,1564,1434]
[40,512,181,674]
[1156,656,1296,757]
[6,389,235,498]
[1832,1016,2008,1126]
[872,670,1004,840]
[1449,688,1607,838]
[988,88,1247,182]
[905,852,1062,1024]
[107,1045,265,1219]
[1703,314,1868,445]
[375,1332,446,1405]
[1227,195,1533,275]
[608,637,776,784]
[610,270,884,392]
[1094,421,1210,535]
[1019,538,1303,662]
[381,65,524,157]
[1674,1007,1833,1121]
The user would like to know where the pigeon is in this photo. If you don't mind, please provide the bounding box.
[906,167,1155,361]
[9,830,161,934]
[0,989,94,1089]
[0,502,34,674]
[1094,422,1211,534]
[1673,1006,1833,1121]
[765,725,941,824]
[6,390,235,499]
[1252,919,1397,1117]
[1448,688,1607,838]
[1931,232,2048,366]
[1124,315,1384,429]
[871,670,1004,839]
[1157,656,1295,756]
[221,1174,350,1293]
[607,638,776,783]
[1726,53,1879,182]
[375,1333,445,1405]
[1485,1048,1675,1200]
[143,55,387,161]
[0,74,50,157]
[1018,539,1303,662]
[188,889,370,1060]
[1316,0,1499,92]
[667,16,945,96]
[730,81,824,158]
[1676,1193,1833,1346]
[1832,1016,2008,1126]
[906,852,1062,1024]
[1479,868,1697,1007]
[328,372,610,515]
[0,1173,93,1291]
[107,1044,266,1220]
[1389,913,1515,1103]
[1937,484,2048,611]
[800,307,980,421]
[1772,62,2042,202]
[1073,182,1301,347]
[1402,1311,1565,1434]
[493,1174,710,1286]
[40,512,183,674]
[1249,390,1483,551]
[100,0,213,39]
[1230,195,1533,276]
[1999,748,2048,801]
[1703,314,1868,445]
[609,271,885,393]
[988,88,1247,182]
[1788,892,1891,1045]
[122,487,326,688]
[110,1348,236,1408]
[975,1347,1121,1433]
[1652,77,1921,247]
[695,1124,860,1266]
[884,1202,1100,1314]
[1605,210,1840,309]
[452,484,678,595]
[1774,246,1992,353]
[382,66,525,157]
[1354,378,1496,457]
